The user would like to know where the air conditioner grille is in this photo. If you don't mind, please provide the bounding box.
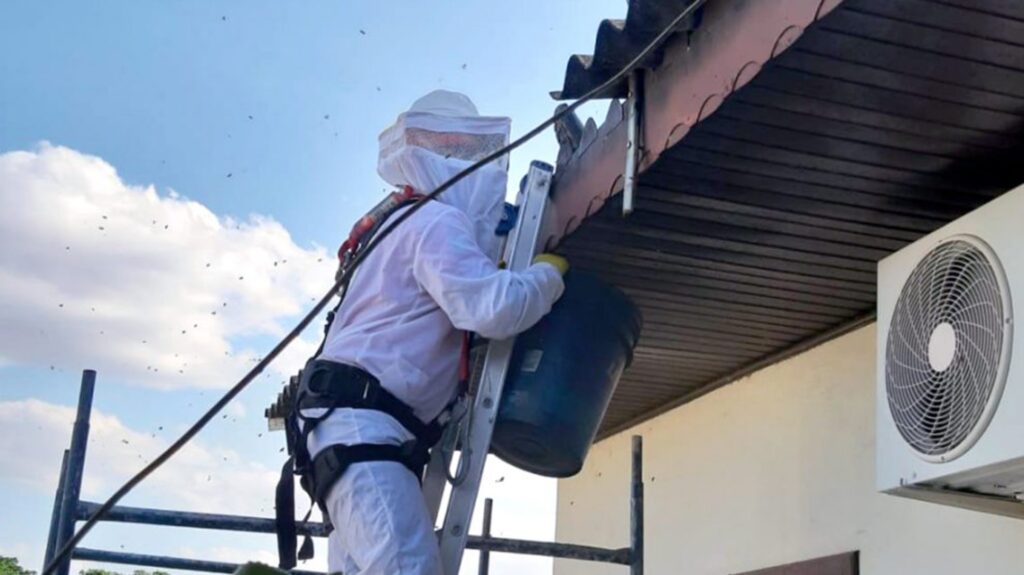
[886,237,1011,460]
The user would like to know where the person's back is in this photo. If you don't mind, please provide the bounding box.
[299,90,567,575]
[319,200,469,430]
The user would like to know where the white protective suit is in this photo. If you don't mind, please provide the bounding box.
[305,90,565,575]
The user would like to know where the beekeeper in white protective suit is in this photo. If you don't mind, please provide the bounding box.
[305,90,568,575]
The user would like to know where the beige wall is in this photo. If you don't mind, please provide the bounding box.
[554,325,1024,575]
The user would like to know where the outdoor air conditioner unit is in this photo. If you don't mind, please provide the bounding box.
[876,183,1024,518]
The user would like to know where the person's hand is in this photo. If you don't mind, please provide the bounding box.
[533,253,569,275]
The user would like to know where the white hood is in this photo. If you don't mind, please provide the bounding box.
[377,90,511,259]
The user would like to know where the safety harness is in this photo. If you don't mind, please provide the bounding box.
[273,186,471,569]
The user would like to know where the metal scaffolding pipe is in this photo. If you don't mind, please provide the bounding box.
[466,536,629,564]
[48,370,646,574]
[43,450,70,570]
[72,548,321,575]
[75,501,630,565]
[631,435,644,575]
[478,498,493,575]
[55,370,95,575]
[75,501,331,538]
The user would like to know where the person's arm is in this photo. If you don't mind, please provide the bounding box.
[412,210,564,340]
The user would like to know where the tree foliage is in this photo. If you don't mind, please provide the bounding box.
[0,556,170,575]
[0,556,36,575]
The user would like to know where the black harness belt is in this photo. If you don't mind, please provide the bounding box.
[309,442,431,505]
[298,361,443,444]
[274,359,444,570]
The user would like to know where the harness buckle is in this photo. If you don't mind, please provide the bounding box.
[360,379,379,403]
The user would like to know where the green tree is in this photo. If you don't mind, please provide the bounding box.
[0,556,36,575]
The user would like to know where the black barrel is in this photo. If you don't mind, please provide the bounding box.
[491,271,642,477]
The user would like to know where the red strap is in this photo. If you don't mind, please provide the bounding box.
[458,331,471,392]
[336,186,424,261]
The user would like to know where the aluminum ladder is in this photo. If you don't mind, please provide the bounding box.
[421,160,554,575]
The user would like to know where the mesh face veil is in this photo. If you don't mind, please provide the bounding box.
[403,128,508,164]
[378,112,512,181]
[377,91,512,260]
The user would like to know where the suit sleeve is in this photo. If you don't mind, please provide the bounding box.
[412,210,565,340]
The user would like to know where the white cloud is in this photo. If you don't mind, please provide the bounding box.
[0,144,336,389]
[0,541,40,571]
[224,400,248,420]
[0,399,277,515]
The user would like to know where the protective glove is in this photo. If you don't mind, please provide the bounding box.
[533,253,570,275]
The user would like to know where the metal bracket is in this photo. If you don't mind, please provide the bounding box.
[623,70,643,217]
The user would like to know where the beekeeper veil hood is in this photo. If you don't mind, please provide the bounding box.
[378,90,511,258]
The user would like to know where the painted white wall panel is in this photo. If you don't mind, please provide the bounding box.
[555,326,1024,575]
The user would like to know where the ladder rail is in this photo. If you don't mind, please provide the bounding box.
[433,161,554,574]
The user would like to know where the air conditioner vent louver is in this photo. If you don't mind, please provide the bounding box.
[885,236,1012,462]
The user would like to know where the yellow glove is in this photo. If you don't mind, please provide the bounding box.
[533,253,569,275]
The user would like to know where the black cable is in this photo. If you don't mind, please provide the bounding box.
[43,1,705,572]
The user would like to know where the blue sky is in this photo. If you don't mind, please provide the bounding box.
[0,2,625,574]
[1,1,619,246]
